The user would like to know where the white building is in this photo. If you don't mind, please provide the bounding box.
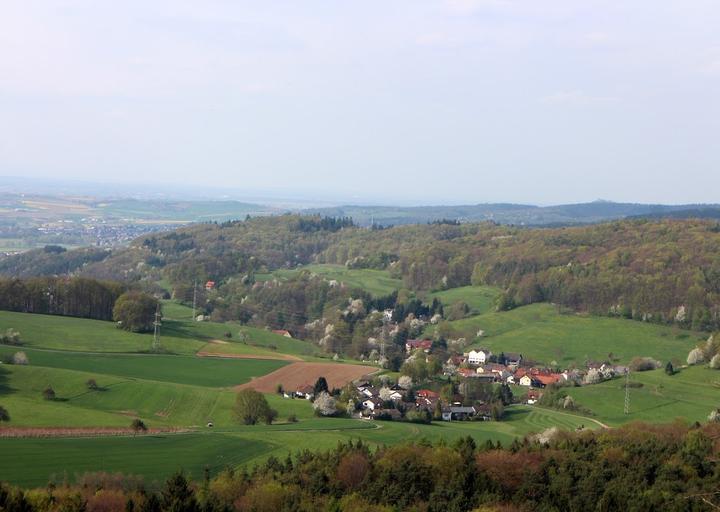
[466,349,492,365]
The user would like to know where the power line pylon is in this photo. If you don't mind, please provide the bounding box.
[152,303,162,352]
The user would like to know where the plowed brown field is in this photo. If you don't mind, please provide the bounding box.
[234,362,377,393]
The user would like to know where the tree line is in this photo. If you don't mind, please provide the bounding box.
[0,277,126,321]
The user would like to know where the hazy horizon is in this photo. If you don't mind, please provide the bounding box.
[2,1,719,204]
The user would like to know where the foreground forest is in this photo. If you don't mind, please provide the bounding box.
[1,422,719,511]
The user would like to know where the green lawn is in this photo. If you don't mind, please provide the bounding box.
[435,303,702,366]
[427,286,500,315]
[263,264,402,297]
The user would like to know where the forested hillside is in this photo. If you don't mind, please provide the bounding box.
[2,216,720,332]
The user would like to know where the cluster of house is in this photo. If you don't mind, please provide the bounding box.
[355,382,494,421]
[443,347,629,392]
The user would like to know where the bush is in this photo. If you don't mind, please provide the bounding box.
[42,386,56,401]
[287,414,298,423]
[0,405,9,422]
[0,329,22,345]
[131,418,147,434]
[629,357,661,372]
[12,351,28,365]
[86,379,99,391]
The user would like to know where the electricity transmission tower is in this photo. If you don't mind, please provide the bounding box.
[380,316,388,362]
[152,303,162,351]
[624,369,631,415]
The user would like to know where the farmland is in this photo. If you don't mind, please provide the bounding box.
[0,404,591,488]
[0,278,716,489]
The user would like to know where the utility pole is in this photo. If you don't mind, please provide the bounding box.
[152,303,162,352]
[624,369,631,415]
[380,316,388,362]
[192,280,197,321]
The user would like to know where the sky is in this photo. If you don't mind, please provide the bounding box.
[1,1,719,205]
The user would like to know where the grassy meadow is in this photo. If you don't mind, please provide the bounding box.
[263,263,402,296]
[433,303,703,366]
[567,365,719,426]
[426,285,500,315]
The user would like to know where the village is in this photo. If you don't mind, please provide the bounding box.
[280,337,630,423]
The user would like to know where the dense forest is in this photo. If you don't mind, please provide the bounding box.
[0,277,126,321]
[1,422,718,511]
[2,216,720,332]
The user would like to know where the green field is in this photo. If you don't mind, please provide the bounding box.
[567,365,720,426]
[0,346,287,387]
[436,303,702,366]
[427,285,500,315]
[0,306,318,358]
[1,289,715,489]
[0,405,591,488]
[263,263,402,297]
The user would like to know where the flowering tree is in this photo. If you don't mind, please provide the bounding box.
[687,348,705,365]
[398,376,413,389]
[312,392,337,416]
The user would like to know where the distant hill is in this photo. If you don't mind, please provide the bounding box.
[304,201,720,226]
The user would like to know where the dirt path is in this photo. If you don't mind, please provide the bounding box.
[0,427,190,439]
[195,349,302,362]
[235,362,378,393]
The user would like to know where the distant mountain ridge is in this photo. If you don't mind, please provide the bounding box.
[304,201,720,226]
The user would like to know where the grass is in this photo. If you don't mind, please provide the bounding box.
[0,310,205,355]
[0,306,318,358]
[426,285,500,315]
[0,404,591,488]
[567,365,719,426]
[0,346,287,387]
[262,263,402,297]
[435,303,702,366]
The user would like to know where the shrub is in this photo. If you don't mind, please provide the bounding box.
[86,379,99,391]
[0,329,22,345]
[287,414,298,423]
[0,405,9,422]
[131,419,147,434]
[12,352,28,365]
[42,386,56,401]
[629,357,661,372]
